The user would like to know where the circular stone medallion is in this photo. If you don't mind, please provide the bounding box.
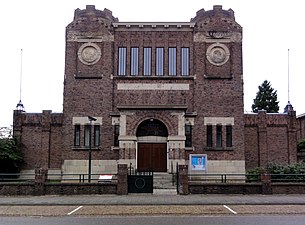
[78,43,101,65]
[206,43,230,66]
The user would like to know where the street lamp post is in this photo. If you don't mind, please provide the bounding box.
[88,116,97,183]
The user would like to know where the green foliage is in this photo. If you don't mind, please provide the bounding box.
[247,163,305,182]
[0,127,23,173]
[297,139,305,151]
[246,167,263,182]
[252,80,279,113]
[266,163,305,182]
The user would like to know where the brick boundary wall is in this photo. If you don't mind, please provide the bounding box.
[1,165,305,195]
[188,183,305,195]
[0,166,123,196]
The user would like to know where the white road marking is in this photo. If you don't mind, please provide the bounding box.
[67,206,83,215]
[223,205,237,214]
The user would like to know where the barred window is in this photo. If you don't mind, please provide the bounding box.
[118,47,127,75]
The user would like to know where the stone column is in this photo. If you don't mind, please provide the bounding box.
[42,110,52,168]
[260,172,272,194]
[34,168,48,195]
[287,110,297,164]
[178,165,189,195]
[258,110,268,167]
[117,164,128,195]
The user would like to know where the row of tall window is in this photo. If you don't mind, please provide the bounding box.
[206,125,233,148]
[185,125,233,148]
[74,124,100,147]
[73,124,232,149]
[118,47,190,76]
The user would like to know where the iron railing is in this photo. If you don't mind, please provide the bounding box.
[189,173,249,184]
[189,173,305,184]
[0,173,117,183]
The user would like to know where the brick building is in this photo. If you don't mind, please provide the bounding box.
[13,5,303,175]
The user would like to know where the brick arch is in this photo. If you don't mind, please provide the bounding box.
[136,119,168,137]
[130,113,176,137]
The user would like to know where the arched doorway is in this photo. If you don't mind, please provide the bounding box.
[136,119,168,172]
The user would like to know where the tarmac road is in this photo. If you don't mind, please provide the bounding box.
[0,193,305,221]
[2,215,305,225]
[1,193,305,205]
[0,204,305,217]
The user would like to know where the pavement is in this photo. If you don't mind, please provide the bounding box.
[1,189,305,206]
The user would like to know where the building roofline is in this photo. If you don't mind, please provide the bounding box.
[112,22,195,28]
[297,113,305,119]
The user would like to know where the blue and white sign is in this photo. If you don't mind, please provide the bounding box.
[189,154,207,171]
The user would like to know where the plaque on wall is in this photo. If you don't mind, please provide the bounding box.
[78,42,102,65]
[206,43,230,66]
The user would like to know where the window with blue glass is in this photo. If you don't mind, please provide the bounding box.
[118,47,126,76]
[156,47,164,76]
[143,47,152,76]
[181,47,189,76]
[168,47,177,75]
[130,47,139,76]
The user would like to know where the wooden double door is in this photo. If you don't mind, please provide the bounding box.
[137,143,167,172]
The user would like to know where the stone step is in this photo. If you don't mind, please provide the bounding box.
[153,188,177,195]
[153,172,177,189]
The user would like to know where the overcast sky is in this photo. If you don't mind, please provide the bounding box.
[1,0,304,127]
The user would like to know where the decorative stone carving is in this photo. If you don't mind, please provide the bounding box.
[67,31,114,42]
[78,43,101,65]
[193,32,242,43]
[207,31,232,39]
[206,43,230,66]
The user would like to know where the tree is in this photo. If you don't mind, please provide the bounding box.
[0,127,23,173]
[297,139,305,151]
[252,80,279,113]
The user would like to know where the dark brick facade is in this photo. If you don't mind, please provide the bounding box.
[13,110,63,169]
[12,5,303,174]
[245,110,298,170]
